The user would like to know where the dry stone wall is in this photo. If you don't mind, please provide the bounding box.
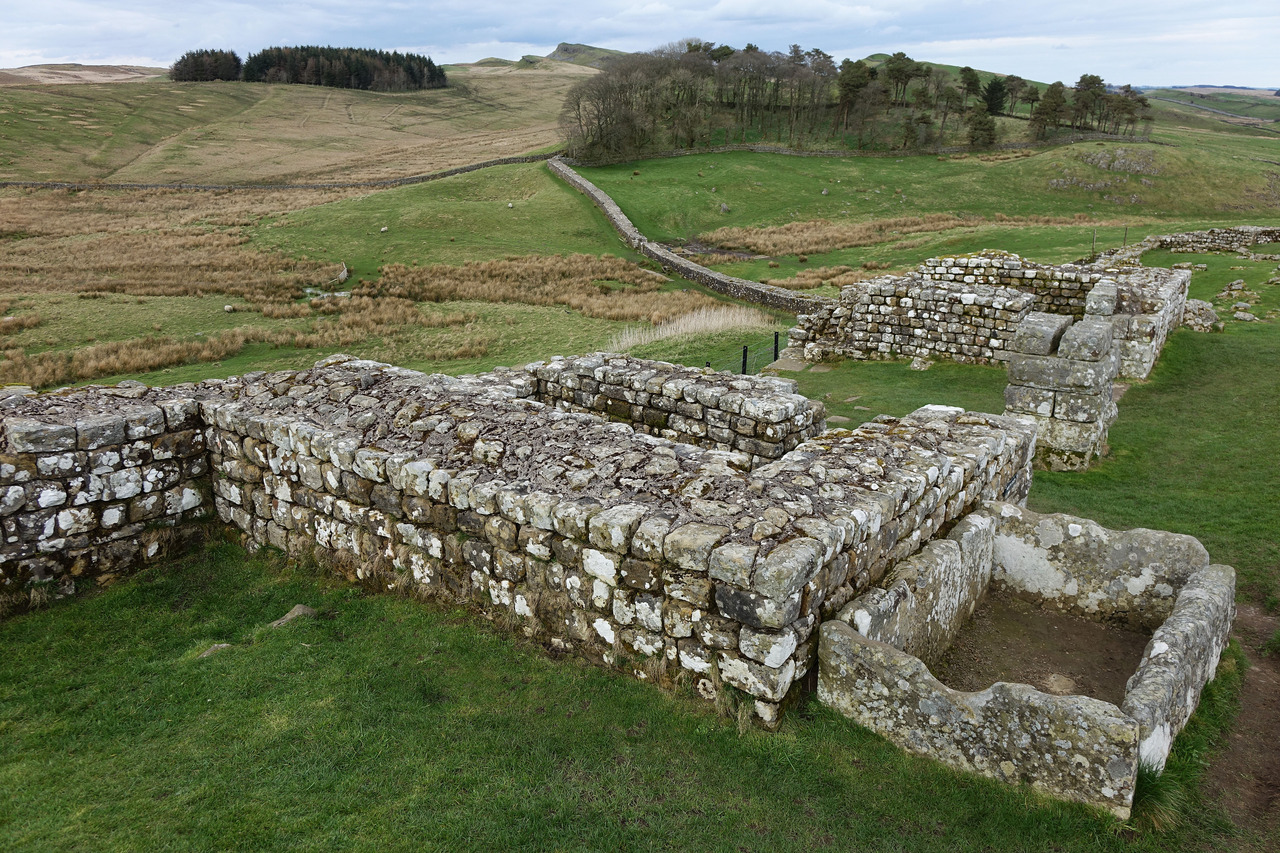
[0,382,211,599]
[819,499,1235,819]
[0,354,1034,728]
[547,157,830,316]
[524,354,824,465]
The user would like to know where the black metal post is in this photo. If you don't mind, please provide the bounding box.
[774,331,780,361]
[741,346,748,374]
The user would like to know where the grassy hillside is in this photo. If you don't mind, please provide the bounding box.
[576,132,1280,248]
[0,62,593,184]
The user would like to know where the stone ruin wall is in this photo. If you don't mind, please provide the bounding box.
[820,500,1236,818]
[546,156,831,316]
[0,384,210,595]
[528,354,824,464]
[1098,225,1280,266]
[1,354,1035,726]
[915,252,1105,317]
[788,277,1033,365]
[790,253,1188,383]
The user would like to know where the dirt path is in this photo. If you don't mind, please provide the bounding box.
[1203,604,1280,849]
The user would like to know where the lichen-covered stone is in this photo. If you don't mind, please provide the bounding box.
[819,620,1140,819]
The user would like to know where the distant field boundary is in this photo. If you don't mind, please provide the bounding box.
[0,152,559,192]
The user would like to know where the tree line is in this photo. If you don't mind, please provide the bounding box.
[560,42,1151,160]
[169,47,446,92]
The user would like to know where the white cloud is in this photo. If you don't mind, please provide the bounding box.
[1,0,1276,86]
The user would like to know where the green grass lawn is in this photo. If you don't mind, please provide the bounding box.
[575,132,1280,248]
[249,162,637,275]
[0,541,1247,852]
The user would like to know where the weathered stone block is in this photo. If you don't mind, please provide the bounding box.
[1057,317,1113,362]
[751,537,824,601]
[663,522,728,572]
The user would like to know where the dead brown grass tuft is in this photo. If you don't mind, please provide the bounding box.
[764,265,874,290]
[0,295,475,388]
[703,212,1109,256]
[0,313,41,335]
[366,254,718,324]
[0,187,353,300]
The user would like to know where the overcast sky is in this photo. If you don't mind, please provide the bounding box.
[4,0,1277,88]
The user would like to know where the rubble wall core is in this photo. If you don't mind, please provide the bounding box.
[819,501,1235,819]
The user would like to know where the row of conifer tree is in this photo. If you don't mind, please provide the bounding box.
[169,47,446,92]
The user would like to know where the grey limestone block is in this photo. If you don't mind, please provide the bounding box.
[1085,280,1119,316]
[1010,312,1073,355]
[1057,317,1114,362]
[1003,385,1055,417]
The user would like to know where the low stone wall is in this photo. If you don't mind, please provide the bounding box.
[547,157,830,316]
[523,354,825,465]
[789,275,1033,365]
[0,354,1035,728]
[988,502,1234,770]
[817,499,1235,818]
[1109,266,1190,379]
[833,512,994,668]
[1098,225,1280,266]
[820,623,1141,817]
[792,256,1188,384]
[0,383,210,597]
[917,252,1104,317]
[201,358,1033,724]
[1002,310,1119,471]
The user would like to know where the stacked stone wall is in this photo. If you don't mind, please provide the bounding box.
[1003,310,1119,471]
[200,357,1034,724]
[789,275,1033,364]
[0,354,1035,727]
[547,157,831,316]
[916,252,1104,317]
[0,383,211,598]
[523,354,824,465]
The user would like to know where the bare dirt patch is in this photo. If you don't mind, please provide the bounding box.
[1202,604,1280,847]
[931,587,1151,705]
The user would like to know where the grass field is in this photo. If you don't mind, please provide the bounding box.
[0,541,1251,852]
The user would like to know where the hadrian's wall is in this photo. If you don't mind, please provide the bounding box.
[546,157,832,316]
[1,354,1034,726]
[0,383,210,593]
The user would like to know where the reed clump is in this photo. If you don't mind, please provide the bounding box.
[607,305,779,351]
[703,212,1101,256]
[367,254,717,324]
